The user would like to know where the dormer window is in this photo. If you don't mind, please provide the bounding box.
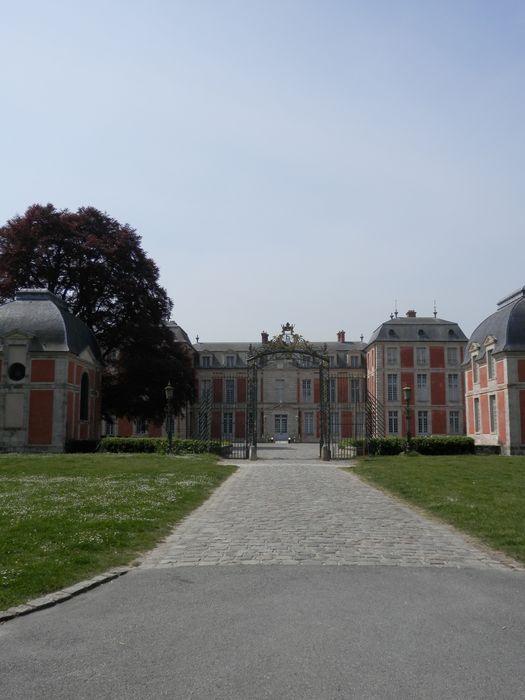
[201,355,211,368]
[472,355,479,383]
[487,348,495,379]
[226,355,235,368]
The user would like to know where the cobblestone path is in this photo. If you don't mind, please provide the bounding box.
[140,458,516,570]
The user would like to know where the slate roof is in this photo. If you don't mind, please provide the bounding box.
[467,286,525,360]
[194,341,366,354]
[367,316,467,345]
[0,289,101,360]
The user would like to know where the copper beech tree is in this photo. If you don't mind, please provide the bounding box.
[0,203,195,422]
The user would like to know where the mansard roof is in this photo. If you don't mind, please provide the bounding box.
[367,316,467,345]
[467,286,525,360]
[0,289,101,360]
[194,341,366,354]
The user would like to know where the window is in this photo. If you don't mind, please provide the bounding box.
[489,395,497,433]
[329,378,336,403]
[487,350,495,380]
[80,372,89,421]
[449,410,460,434]
[105,417,115,436]
[226,355,235,368]
[350,355,360,368]
[201,355,211,368]
[225,379,235,404]
[136,418,148,435]
[447,347,458,366]
[350,378,360,403]
[276,379,285,402]
[304,412,314,435]
[330,412,340,436]
[8,362,25,381]
[329,355,336,368]
[200,379,212,400]
[302,379,312,402]
[474,398,480,432]
[417,410,429,435]
[472,357,479,383]
[355,411,365,438]
[386,348,398,366]
[416,348,427,366]
[447,374,459,402]
[388,410,399,434]
[387,374,398,401]
[223,412,233,436]
[416,374,428,401]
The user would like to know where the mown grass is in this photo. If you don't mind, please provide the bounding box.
[0,453,236,610]
[353,455,525,565]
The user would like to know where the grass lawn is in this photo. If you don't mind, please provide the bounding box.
[0,453,236,610]
[353,455,525,566]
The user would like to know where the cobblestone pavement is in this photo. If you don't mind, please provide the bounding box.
[141,450,518,570]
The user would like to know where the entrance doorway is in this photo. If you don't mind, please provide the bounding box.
[274,413,288,441]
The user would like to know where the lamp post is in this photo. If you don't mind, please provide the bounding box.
[164,381,174,454]
[403,385,411,453]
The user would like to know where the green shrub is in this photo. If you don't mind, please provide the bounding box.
[65,439,100,453]
[99,437,225,455]
[366,436,475,456]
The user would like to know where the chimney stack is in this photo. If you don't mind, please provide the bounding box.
[406,310,417,318]
[261,331,269,344]
[337,330,346,343]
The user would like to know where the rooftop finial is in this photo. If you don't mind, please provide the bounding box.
[433,300,437,318]
[394,299,398,318]
[196,334,199,343]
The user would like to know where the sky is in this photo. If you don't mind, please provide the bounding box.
[1,1,524,343]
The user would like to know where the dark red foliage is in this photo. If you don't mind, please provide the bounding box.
[0,203,195,422]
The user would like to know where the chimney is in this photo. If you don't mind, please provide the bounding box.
[261,331,269,344]
[406,310,417,318]
[337,330,346,343]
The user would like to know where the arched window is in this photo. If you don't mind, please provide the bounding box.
[80,372,89,421]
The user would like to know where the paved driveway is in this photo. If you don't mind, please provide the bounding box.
[141,449,515,570]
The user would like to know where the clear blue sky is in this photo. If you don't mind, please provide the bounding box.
[1,1,524,342]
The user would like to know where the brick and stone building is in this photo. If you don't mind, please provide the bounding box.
[464,286,525,455]
[0,289,102,451]
[366,310,467,438]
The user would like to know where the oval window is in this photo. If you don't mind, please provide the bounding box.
[8,363,26,381]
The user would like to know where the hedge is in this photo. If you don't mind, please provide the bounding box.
[99,437,225,455]
[366,436,475,456]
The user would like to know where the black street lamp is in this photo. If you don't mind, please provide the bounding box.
[403,385,412,453]
[164,381,174,454]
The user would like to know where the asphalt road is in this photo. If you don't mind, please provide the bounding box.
[1,565,524,699]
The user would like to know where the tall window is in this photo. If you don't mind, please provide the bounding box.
[388,410,399,434]
[304,412,314,435]
[487,350,495,380]
[386,348,398,366]
[447,347,458,366]
[330,412,340,436]
[136,418,148,435]
[350,378,360,403]
[417,410,429,435]
[226,355,235,368]
[200,379,212,400]
[489,395,497,433]
[447,374,459,402]
[329,355,336,368]
[416,347,427,366]
[80,372,89,421]
[474,398,480,432]
[416,374,428,401]
[449,410,460,434]
[302,379,312,402]
[276,379,285,402]
[223,412,233,436]
[225,379,235,404]
[472,357,479,383]
[387,374,398,401]
[329,378,336,403]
